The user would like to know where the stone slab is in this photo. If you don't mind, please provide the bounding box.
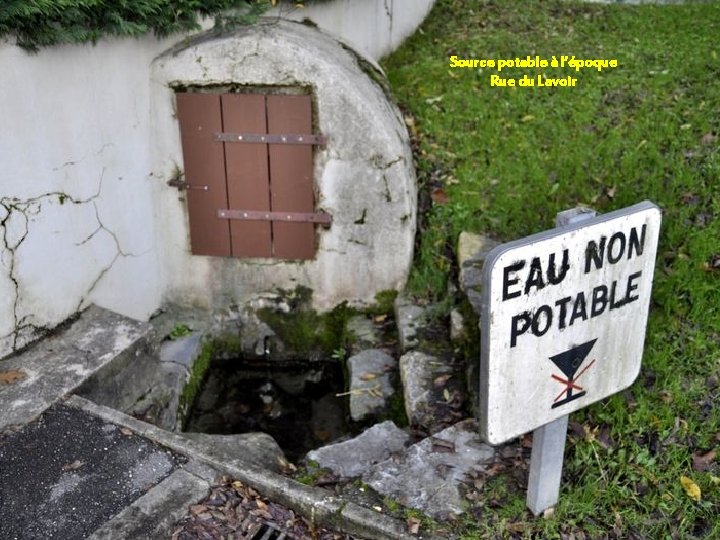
[306,421,409,478]
[347,349,397,422]
[159,332,203,368]
[363,420,495,518]
[180,432,285,472]
[0,305,152,430]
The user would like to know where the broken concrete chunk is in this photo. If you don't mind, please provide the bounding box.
[306,421,409,478]
[457,232,500,316]
[363,420,495,518]
[399,351,452,429]
[347,349,397,422]
[394,296,428,353]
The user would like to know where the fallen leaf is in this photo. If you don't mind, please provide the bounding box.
[431,187,449,204]
[373,314,387,323]
[430,437,456,453]
[62,460,84,471]
[702,254,720,272]
[680,475,701,502]
[701,131,717,145]
[120,427,133,436]
[443,388,452,402]
[0,369,26,385]
[434,374,452,387]
[360,372,378,381]
[692,449,716,472]
[506,521,527,533]
[189,504,208,516]
[407,517,421,535]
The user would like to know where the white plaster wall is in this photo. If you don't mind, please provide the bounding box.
[277,0,436,60]
[0,36,169,356]
[0,0,432,358]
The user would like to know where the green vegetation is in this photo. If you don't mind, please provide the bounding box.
[256,287,357,356]
[168,323,192,340]
[177,339,214,427]
[0,0,308,52]
[382,0,719,537]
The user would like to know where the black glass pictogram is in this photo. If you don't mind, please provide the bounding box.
[549,338,597,409]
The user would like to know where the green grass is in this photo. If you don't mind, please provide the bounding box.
[382,1,720,537]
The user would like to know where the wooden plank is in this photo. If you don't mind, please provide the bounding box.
[175,93,230,257]
[267,95,315,260]
[221,94,272,258]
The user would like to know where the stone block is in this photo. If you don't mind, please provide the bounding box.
[394,296,427,353]
[306,421,409,478]
[347,350,397,422]
[399,351,452,429]
[457,232,500,316]
[363,420,495,518]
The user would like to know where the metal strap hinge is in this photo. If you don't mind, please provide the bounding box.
[218,209,332,228]
[167,178,209,191]
[214,133,326,146]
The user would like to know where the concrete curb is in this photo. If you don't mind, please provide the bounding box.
[67,396,438,540]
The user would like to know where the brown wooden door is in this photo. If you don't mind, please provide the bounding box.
[175,92,317,260]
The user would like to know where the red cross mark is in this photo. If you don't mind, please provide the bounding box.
[552,358,596,403]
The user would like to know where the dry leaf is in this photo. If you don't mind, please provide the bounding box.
[120,427,133,436]
[407,516,421,535]
[360,372,378,381]
[692,449,717,472]
[62,460,84,471]
[430,187,449,204]
[443,388,452,402]
[0,369,26,385]
[189,504,207,516]
[680,475,701,502]
[701,132,717,145]
[373,314,387,323]
[434,374,452,387]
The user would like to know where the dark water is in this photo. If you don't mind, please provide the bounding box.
[184,359,348,462]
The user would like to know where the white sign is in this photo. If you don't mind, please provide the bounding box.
[479,202,662,445]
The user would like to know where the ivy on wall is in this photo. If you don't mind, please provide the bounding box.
[0,0,313,52]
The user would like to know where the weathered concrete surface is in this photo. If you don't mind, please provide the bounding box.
[347,349,397,422]
[87,462,215,540]
[457,232,500,316]
[0,404,183,540]
[0,305,151,430]
[152,20,416,312]
[180,432,285,472]
[363,420,495,518]
[69,396,425,540]
[394,296,428,353]
[306,421,409,478]
[399,351,452,429]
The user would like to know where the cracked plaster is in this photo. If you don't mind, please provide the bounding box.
[0,2,432,359]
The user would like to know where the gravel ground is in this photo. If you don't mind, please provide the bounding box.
[170,476,356,540]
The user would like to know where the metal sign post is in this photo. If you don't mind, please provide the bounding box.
[526,208,596,515]
[478,202,662,515]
